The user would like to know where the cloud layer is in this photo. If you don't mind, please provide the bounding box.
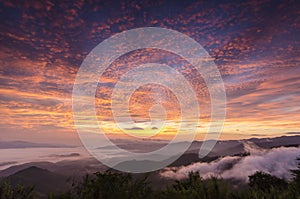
[0,0,299,141]
[160,143,300,182]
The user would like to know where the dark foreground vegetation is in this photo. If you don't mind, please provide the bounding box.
[1,157,299,199]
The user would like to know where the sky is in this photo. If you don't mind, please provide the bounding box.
[0,0,299,145]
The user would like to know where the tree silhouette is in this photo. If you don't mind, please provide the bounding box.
[291,157,300,185]
[68,171,152,199]
[3,166,300,199]
[248,171,287,192]
[0,178,34,199]
[289,156,300,197]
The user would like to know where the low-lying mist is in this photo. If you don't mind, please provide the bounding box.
[160,142,300,182]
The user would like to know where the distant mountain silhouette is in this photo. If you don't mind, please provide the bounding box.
[0,140,76,149]
[104,135,300,172]
[0,158,106,177]
[6,166,70,198]
[248,135,300,148]
[1,135,299,197]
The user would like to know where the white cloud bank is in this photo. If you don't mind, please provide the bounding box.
[160,143,300,182]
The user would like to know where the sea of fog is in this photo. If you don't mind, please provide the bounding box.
[0,147,90,170]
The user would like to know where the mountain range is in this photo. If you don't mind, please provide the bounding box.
[1,135,300,198]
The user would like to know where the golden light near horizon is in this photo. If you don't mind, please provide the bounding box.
[0,0,299,144]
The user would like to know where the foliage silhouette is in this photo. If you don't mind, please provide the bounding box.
[3,157,300,199]
[0,178,34,199]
